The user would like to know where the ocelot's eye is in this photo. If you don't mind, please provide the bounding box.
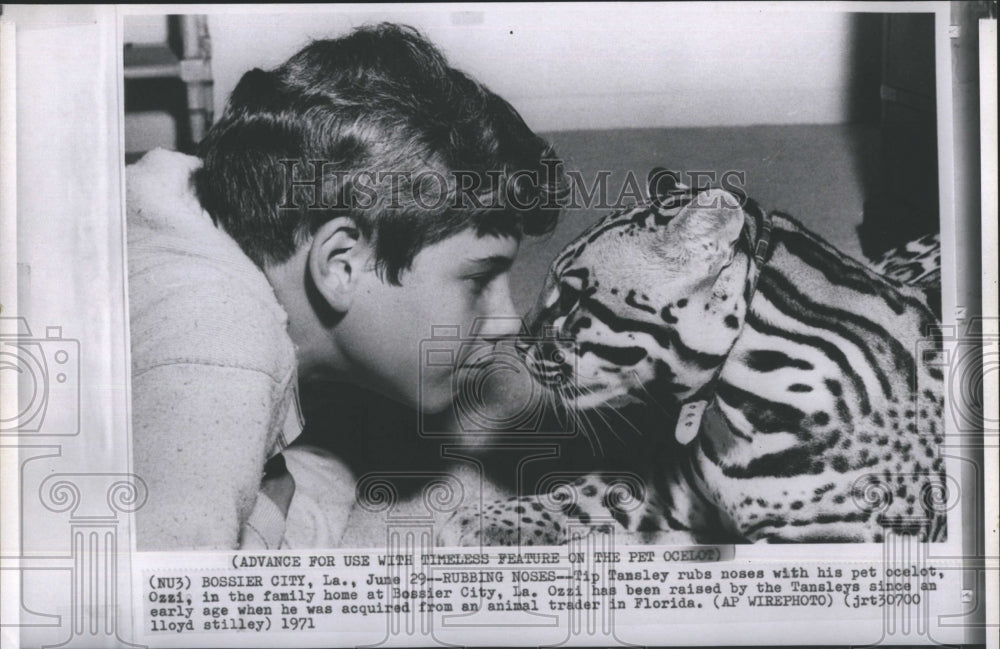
[558,277,583,311]
[559,274,584,313]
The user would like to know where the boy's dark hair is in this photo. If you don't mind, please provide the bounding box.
[196,23,567,284]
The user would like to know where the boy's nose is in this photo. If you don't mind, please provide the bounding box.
[475,291,523,340]
[475,316,523,340]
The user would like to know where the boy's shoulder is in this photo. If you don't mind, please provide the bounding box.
[126,149,295,383]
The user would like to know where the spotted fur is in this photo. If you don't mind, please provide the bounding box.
[440,181,946,546]
[868,232,941,319]
[869,232,941,287]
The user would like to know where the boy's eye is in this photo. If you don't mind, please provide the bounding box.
[468,274,493,294]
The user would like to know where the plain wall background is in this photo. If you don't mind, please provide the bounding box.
[205,5,881,132]
[123,5,883,153]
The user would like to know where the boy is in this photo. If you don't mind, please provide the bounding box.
[129,23,565,549]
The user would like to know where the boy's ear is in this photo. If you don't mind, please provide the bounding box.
[308,217,367,312]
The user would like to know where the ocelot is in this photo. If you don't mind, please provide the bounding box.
[438,174,946,546]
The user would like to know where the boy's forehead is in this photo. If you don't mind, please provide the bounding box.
[431,228,520,259]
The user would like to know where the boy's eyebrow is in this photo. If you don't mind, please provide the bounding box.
[463,255,515,272]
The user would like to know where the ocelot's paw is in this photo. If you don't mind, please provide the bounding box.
[437,498,577,547]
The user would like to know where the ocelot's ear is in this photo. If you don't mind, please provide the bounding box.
[667,189,745,264]
[647,167,682,204]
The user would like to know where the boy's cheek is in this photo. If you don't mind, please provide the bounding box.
[416,365,455,413]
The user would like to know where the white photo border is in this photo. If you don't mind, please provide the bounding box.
[0,3,994,648]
